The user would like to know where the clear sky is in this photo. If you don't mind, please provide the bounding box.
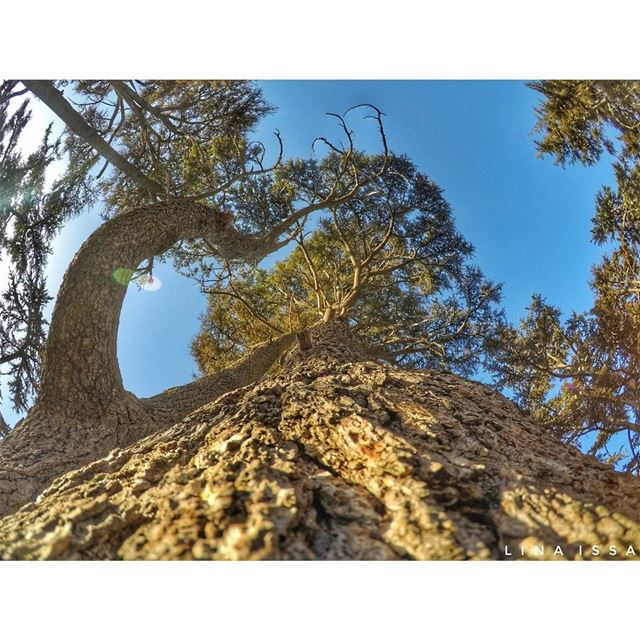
[0,81,615,429]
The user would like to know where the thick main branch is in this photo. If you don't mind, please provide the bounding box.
[142,333,296,425]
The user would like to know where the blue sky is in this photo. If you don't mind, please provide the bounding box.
[1,81,615,429]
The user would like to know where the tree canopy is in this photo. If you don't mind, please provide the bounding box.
[0,81,88,413]
[492,81,640,474]
[192,152,503,378]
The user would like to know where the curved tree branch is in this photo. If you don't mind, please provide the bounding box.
[36,199,246,419]
[35,196,305,421]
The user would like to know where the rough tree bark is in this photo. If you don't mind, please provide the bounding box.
[1,321,639,560]
[0,199,295,518]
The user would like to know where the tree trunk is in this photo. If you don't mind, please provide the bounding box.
[1,321,639,560]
